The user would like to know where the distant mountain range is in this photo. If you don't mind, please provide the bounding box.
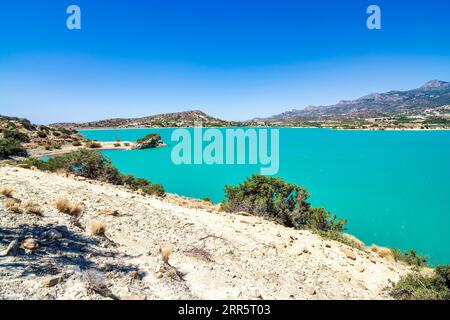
[254,80,450,122]
[49,80,450,129]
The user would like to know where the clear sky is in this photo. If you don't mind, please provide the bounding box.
[0,0,449,124]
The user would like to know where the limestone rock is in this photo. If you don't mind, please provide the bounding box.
[22,238,39,250]
[356,265,365,273]
[132,133,166,149]
[0,240,19,256]
[341,247,356,260]
[42,275,64,287]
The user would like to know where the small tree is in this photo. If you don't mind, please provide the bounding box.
[223,174,346,231]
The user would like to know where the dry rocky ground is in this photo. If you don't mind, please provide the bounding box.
[0,165,413,300]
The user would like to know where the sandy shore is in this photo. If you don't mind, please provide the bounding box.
[26,141,136,158]
[0,165,413,300]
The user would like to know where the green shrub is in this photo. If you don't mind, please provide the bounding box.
[136,133,161,144]
[141,184,165,197]
[223,174,346,231]
[18,118,35,130]
[51,142,62,149]
[57,127,74,135]
[60,149,122,184]
[37,131,47,138]
[52,131,61,137]
[129,177,150,190]
[0,138,27,157]
[299,207,346,232]
[117,173,164,195]
[85,141,102,148]
[436,265,450,286]
[39,125,50,132]
[390,265,450,300]
[114,142,121,147]
[203,197,213,203]
[72,141,82,146]
[392,249,429,267]
[119,173,136,186]
[3,127,30,143]
[19,158,48,170]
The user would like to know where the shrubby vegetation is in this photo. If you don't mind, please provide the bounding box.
[37,131,47,138]
[21,149,122,184]
[141,183,165,197]
[392,248,429,267]
[19,150,165,196]
[390,265,450,300]
[2,123,30,143]
[85,141,102,148]
[136,133,161,144]
[0,138,27,157]
[222,174,346,232]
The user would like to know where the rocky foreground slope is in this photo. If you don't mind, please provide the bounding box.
[0,166,412,300]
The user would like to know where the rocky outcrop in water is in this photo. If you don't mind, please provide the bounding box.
[132,133,166,149]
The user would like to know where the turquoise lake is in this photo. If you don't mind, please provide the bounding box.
[79,128,450,264]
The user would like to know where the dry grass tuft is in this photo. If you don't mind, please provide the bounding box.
[55,196,70,212]
[161,245,172,264]
[0,186,14,198]
[90,220,107,236]
[3,198,21,213]
[23,201,42,215]
[369,245,394,259]
[55,196,84,215]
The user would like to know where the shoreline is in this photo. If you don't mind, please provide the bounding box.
[26,141,136,158]
[74,126,450,131]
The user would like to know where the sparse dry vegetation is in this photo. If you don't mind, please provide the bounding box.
[3,198,21,213]
[55,196,84,215]
[23,200,42,215]
[0,186,14,198]
[90,220,107,236]
[389,265,450,300]
[369,245,394,259]
[161,245,172,264]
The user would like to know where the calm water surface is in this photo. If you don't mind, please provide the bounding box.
[79,128,450,264]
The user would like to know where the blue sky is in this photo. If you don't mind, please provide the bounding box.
[0,0,449,124]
